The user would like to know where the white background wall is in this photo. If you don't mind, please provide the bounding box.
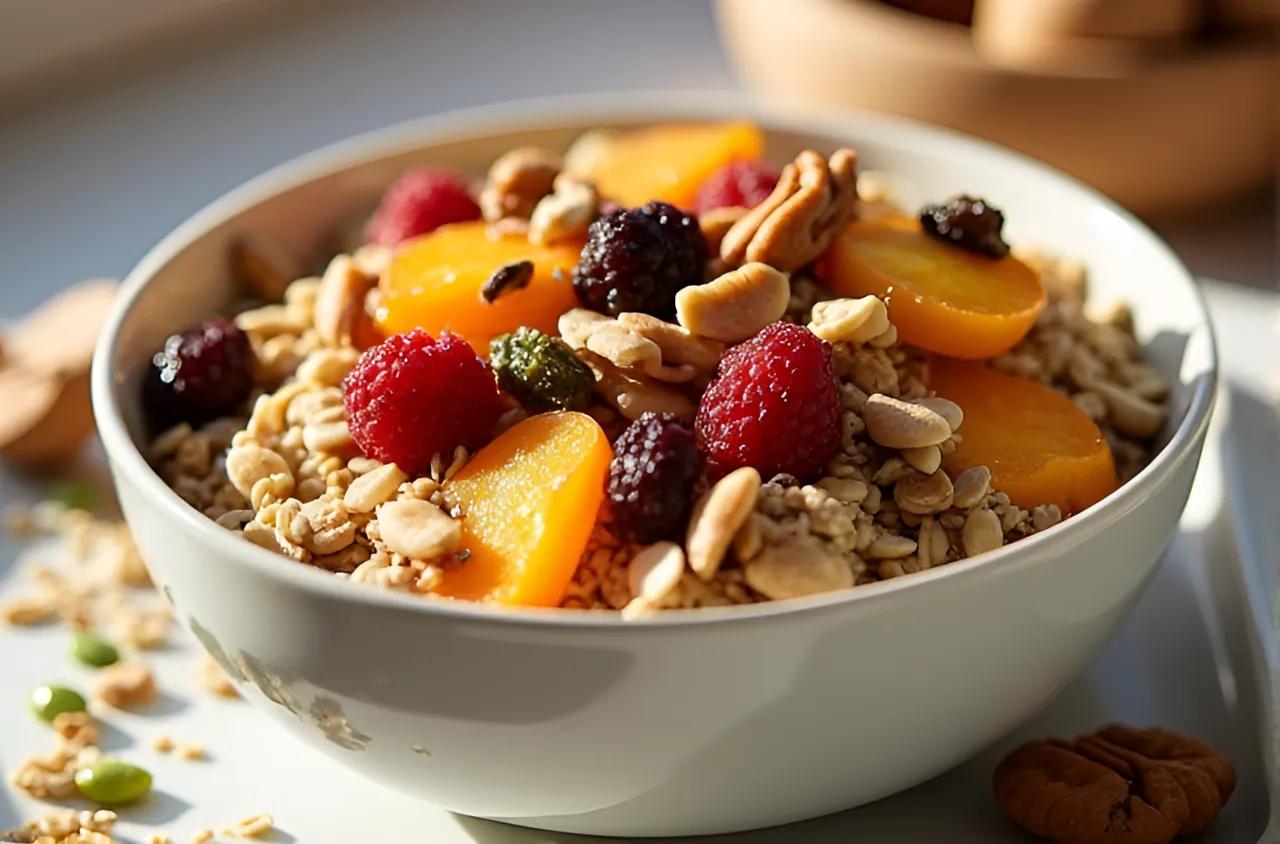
[0,0,1272,320]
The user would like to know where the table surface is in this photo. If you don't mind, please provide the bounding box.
[0,4,1275,840]
[0,0,1273,322]
[0,282,1272,843]
[2,281,1269,844]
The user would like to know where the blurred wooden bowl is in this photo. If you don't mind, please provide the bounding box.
[716,0,1278,213]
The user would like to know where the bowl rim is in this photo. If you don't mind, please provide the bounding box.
[91,91,1218,631]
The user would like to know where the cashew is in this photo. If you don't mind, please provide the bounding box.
[900,444,942,475]
[562,310,701,384]
[314,254,376,348]
[951,465,992,509]
[579,352,695,421]
[962,508,1004,557]
[615,312,724,371]
[376,499,461,561]
[529,174,598,246]
[558,308,612,348]
[675,262,790,342]
[807,296,889,345]
[344,463,407,513]
[302,420,352,454]
[226,444,293,500]
[912,396,964,432]
[234,305,307,337]
[863,394,952,449]
[894,470,955,515]
[686,467,761,580]
[866,532,918,559]
[296,348,360,387]
[743,535,853,600]
[627,541,686,604]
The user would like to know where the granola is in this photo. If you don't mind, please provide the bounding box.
[142,123,1169,615]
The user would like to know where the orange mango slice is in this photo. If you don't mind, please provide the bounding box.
[817,215,1045,359]
[375,221,582,353]
[440,412,611,606]
[929,357,1118,515]
[574,122,765,208]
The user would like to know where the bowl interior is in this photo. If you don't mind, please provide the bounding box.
[96,95,1216,618]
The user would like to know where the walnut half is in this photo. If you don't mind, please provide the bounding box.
[720,148,859,272]
[993,724,1236,844]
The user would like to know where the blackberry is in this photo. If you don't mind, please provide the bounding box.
[572,201,707,317]
[144,317,254,429]
[607,412,702,543]
[490,327,594,411]
[919,195,1010,259]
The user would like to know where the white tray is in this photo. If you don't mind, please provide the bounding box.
[1,281,1275,842]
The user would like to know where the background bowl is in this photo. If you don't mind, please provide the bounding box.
[91,94,1215,837]
[716,0,1278,214]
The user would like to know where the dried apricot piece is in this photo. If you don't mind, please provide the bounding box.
[440,412,611,606]
[571,123,765,209]
[816,214,1045,359]
[374,221,581,353]
[928,358,1118,514]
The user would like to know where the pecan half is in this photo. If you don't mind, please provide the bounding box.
[994,724,1236,844]
[720,148,859,271]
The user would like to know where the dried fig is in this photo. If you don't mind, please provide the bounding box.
[993,724,1236,844]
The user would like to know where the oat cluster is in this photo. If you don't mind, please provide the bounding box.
[1,499,269,843]
[146,140,1170,616]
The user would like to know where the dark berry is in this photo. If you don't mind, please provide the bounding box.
[366,168,481,246]
[572,201,708,317]
[342,329,504,475]
[144,317,254,429]
[490,327,594,411]
[607,412,702,543]
[695,322,841,480]
[693,159,781,215]
[919,195,1010,258]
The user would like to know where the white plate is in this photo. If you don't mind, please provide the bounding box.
[1,281,1274,841]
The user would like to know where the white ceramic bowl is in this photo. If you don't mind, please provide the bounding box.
[91,94,1216,837]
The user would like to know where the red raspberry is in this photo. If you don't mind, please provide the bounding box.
[342,330,504,475]
[695,322,841,480]
[365,168,481,246]
[693,160,780,215]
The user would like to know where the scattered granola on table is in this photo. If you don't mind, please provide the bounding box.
[0,491,269,843]
[143,122,1170,614]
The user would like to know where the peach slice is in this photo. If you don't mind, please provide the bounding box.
[572,122,765,208]
[374,221,582,353]
[439,412,611,606]
[928,357,1118,514]
[816,214,1045,359]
